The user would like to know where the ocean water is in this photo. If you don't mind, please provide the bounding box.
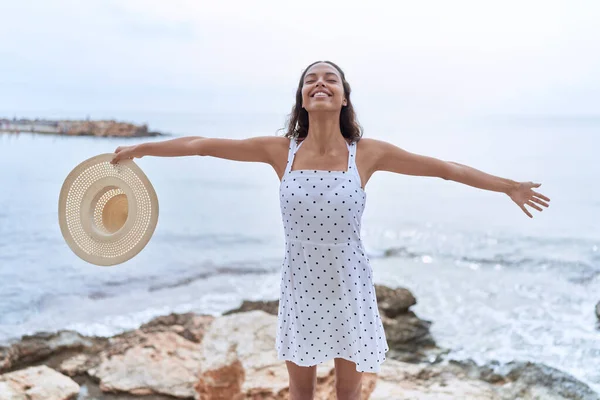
[0,111,598,392]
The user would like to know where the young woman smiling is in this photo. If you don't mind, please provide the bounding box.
[112,60,550,400]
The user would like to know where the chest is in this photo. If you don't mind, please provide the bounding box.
[279,171,366,211]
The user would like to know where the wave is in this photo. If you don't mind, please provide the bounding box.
[87,258,281,300]
[147,260,280,292]
[373,245,600,284]
[157,232,267,247]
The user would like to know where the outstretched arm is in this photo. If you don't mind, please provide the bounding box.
[110,135,288,166]
[371,139,551,218]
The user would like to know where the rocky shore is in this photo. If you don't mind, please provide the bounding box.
[0,118,165,137]
[1,285,598,400]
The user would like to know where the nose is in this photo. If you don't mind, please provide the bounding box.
[313,81,327,93]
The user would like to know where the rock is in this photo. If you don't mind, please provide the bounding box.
[595,301,600,321]
[369,360,498,399]
[0,365,80,400]
[2,285,596,399]
[444,359,600,400]
[374,285,443,363]
[0,118,165,137]
[380,311,445,363]
[0,346,18,373]
[194,309,290,399]
[374,285,417,317]
[139,312,215,343]
[64,120,161,137]
[488,360,600,400]
[223,299,280,316]
[57,353,99,377]
[0,331,106,374]
[87,331,203,398]
[368,358,600,400]
[1,313,216,397]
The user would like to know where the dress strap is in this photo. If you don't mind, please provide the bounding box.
[283,138,301,175]
[347,140,362,188]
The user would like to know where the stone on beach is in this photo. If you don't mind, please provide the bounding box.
[0,330,106,373]
[0,285,598,399]
[59,313,214,398]
[0,365,79,400]
[87,331,204,398]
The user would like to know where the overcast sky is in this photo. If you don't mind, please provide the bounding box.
[0,0,598,118]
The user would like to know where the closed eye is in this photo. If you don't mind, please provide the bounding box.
[305,80,337,84]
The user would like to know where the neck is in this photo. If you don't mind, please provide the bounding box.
[304,113,345,155]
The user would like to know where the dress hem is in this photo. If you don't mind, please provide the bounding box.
[276,346,390,373]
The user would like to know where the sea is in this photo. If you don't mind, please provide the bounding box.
[0,111,598,393]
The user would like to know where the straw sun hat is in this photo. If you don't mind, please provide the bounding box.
[58,153,159,266]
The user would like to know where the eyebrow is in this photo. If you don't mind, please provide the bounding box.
[304,72,339,79]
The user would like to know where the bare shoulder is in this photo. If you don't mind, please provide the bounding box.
[355,137,410,163]
[247,134,289,151]
[242,134,289,149]
[355,137,383,154]
[355,137,393,153]
[270,134,292,149]
[354,137,387,167]
[244,134,290,165]
[266,135,292,160]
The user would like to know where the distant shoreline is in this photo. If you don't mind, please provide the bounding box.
[0,118,167,137]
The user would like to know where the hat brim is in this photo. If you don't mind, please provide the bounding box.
[58,153,159,266]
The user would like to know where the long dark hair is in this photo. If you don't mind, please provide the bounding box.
[281,61,363,144]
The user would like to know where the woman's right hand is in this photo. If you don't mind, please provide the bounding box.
[111,144,143,164]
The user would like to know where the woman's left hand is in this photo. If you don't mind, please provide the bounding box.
[507,182,551,218]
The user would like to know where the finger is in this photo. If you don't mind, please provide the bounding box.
[519,204,533,218]
[531,190,550,202]
[526,200,543,211]
[531,197,549,208]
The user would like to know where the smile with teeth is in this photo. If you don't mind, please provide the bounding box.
[313,92,330,98]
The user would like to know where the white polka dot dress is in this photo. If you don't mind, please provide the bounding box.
[275,137,389,372]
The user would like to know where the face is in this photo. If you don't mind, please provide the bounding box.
[301,63,347,113]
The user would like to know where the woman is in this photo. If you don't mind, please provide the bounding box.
[111,60,550,400]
